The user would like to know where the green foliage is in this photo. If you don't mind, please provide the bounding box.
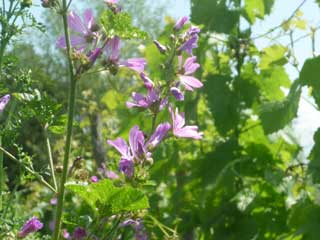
[204,74,239,136]
[259,80,301,134]
[100,10,148,39]
[191,0,240,34]
[259,44,288,70]
[300,56,320,108]
[66,179,149,215]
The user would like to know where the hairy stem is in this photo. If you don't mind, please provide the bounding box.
[52,2,77,239]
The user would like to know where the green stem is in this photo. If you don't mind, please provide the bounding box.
[0,146,57,193]
[45,129,58,191]
[52,2,77,239]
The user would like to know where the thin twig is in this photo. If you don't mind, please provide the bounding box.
[251,0,307,40]
[0,146,57,193]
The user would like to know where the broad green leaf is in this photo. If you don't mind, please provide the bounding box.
[100,10,148,40]
[66,179,149,215]
[308,128,320,182]
[191,0,240,34]
[259,80,301,134]
[259,45,288,70]
[261,66,291,101]
[263,0,275,15]
[288,200,320,239]
[244,0,265,24]
[205,74,239,136]
[300,56,320,108]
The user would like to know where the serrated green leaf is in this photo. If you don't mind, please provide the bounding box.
[66,179,149,215]
[259,80,301,134]
[100,10,148,40]
[300,56,320,108]
[259,45,288,70]
[261,66,291,101]
[244,0,265,24]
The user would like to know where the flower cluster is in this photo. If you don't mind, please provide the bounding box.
[108,15,203,180]
[56,5,146,75]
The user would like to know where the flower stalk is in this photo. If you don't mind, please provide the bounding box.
[52,1,78,239]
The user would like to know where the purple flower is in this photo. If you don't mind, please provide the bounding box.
[178,56,203,91]
[57,9,99,51]
[179,26,201,55]
[98,163,119,179]
[119,159,134,178]
[17,217,43,238]
[50,197,58,205]
[170,87,184,101]
[146,122,171,149]
[153,40,167,54]
[87,48,102,64]
[126,74,167,111]
[62,229,70,239]
[0,94,10,112]
[140,72,154,90]
[107,126,148,174]
[105,0,118,3]
[174,16,189,31]
[169,106,203,139]
[105,36,147,73]
[72,227,87,240]
[119,58,147,73]
[91,175,99,182]
[121,219,148,240]
[179,35,199,55]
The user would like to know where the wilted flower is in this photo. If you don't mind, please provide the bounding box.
[0,94,10,112]
[169,106,203,139]
[57,9,99,51]
[17,217,43,238]
[174,16,188,31]
[72,227,87,239]
[105,36,146,73]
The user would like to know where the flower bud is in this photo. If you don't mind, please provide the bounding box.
[17,217,43,238]
[174,16,188,31]
[153,40,167,54]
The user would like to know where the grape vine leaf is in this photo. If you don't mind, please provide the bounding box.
[259,80,301,134]
[100,10,148,40]
[66,179,149,215]
[205,74,239,136]
[308,128,320,181]
[259,44,288,70]
[191,0,240,34]
[299,56,320,108]
[244,0,265,24]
